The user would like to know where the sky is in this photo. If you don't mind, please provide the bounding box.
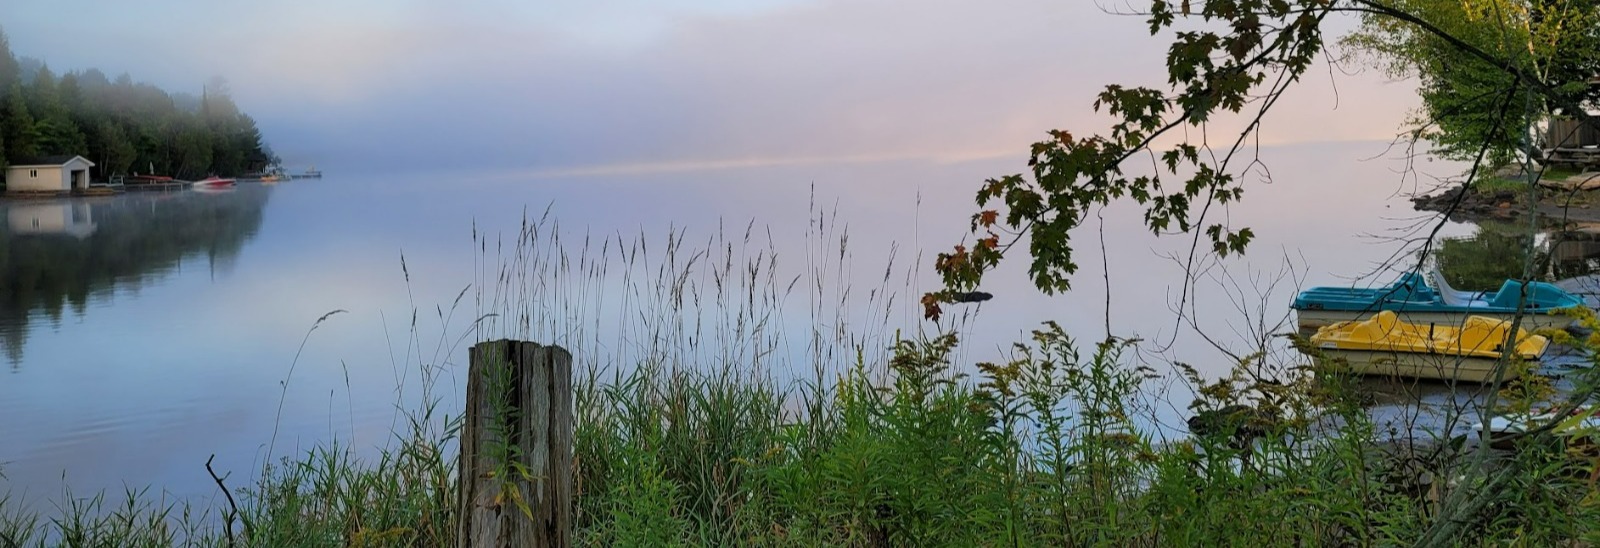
[0,0,1422,174]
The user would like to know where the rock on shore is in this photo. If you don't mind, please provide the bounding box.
[1410,186,1525,221]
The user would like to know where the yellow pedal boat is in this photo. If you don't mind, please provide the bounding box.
[1308,310,1549,382]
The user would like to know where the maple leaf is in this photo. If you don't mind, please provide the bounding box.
[921,293,943,321]
[979,210,999,228]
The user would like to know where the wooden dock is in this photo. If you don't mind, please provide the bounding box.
[122,181,191,192]
[4,186,127,198]
[78,185,123,196]
[2,190,71,199]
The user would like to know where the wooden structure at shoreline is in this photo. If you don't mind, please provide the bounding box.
[3,185,126,198]
[121,181,190,192]
[112,175,191,192]
[458,340,574,547]
[1547,118,1600,168]
[4,155,96,194]
[1546,76,1600,167]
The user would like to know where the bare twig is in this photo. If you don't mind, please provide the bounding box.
[206,454,251,545]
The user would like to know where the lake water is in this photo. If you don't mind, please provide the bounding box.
[0,141,1563,511]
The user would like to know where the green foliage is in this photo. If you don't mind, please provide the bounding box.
[3,82,40,160]
[1480,167,1580,193]
[240,436,456,546]
[923,0,1600,323]
[925,0,1333,319]
[93,120,136,175]
[9,329,1600,546]
[563,325,1600,545]
[0,28,19,93]
[0,25,272,180]
[28,65,87,157]
[1345,0,1600,168]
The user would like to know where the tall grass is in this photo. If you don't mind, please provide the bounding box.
[475,206,1600,545]
[6,203,1600,545]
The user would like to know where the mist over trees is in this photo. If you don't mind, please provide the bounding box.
[0,26,273,181]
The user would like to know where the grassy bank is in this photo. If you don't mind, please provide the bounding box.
[1475,167,1582,195]
[5,211,1600,546]
[9,334,1600,546]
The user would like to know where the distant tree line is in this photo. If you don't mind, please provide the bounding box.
[0,26,274,182]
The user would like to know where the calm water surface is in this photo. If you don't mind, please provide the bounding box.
[0,141,1526,508]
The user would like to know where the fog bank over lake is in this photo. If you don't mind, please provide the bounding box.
[0,0,1416,175]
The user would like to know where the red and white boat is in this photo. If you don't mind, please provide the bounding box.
[192,176,236,188]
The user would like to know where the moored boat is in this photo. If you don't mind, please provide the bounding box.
[191,184,235,194]
[1292,270,1582,333]
[192,176,236,188]
[1306,310,1549,383]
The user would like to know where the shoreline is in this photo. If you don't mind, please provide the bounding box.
[1411,182,1600,226]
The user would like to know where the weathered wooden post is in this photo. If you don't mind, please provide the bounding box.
[458,340,574,547]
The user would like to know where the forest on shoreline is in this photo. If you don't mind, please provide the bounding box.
[0,26,272,184]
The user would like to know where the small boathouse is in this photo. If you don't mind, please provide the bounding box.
[4,155,96,195]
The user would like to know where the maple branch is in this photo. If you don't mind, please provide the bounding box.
[1160,9,1329,350]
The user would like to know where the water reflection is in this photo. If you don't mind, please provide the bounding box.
[7,202,96,238]
[0,187,273,366]
[1435,220,1600,290]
